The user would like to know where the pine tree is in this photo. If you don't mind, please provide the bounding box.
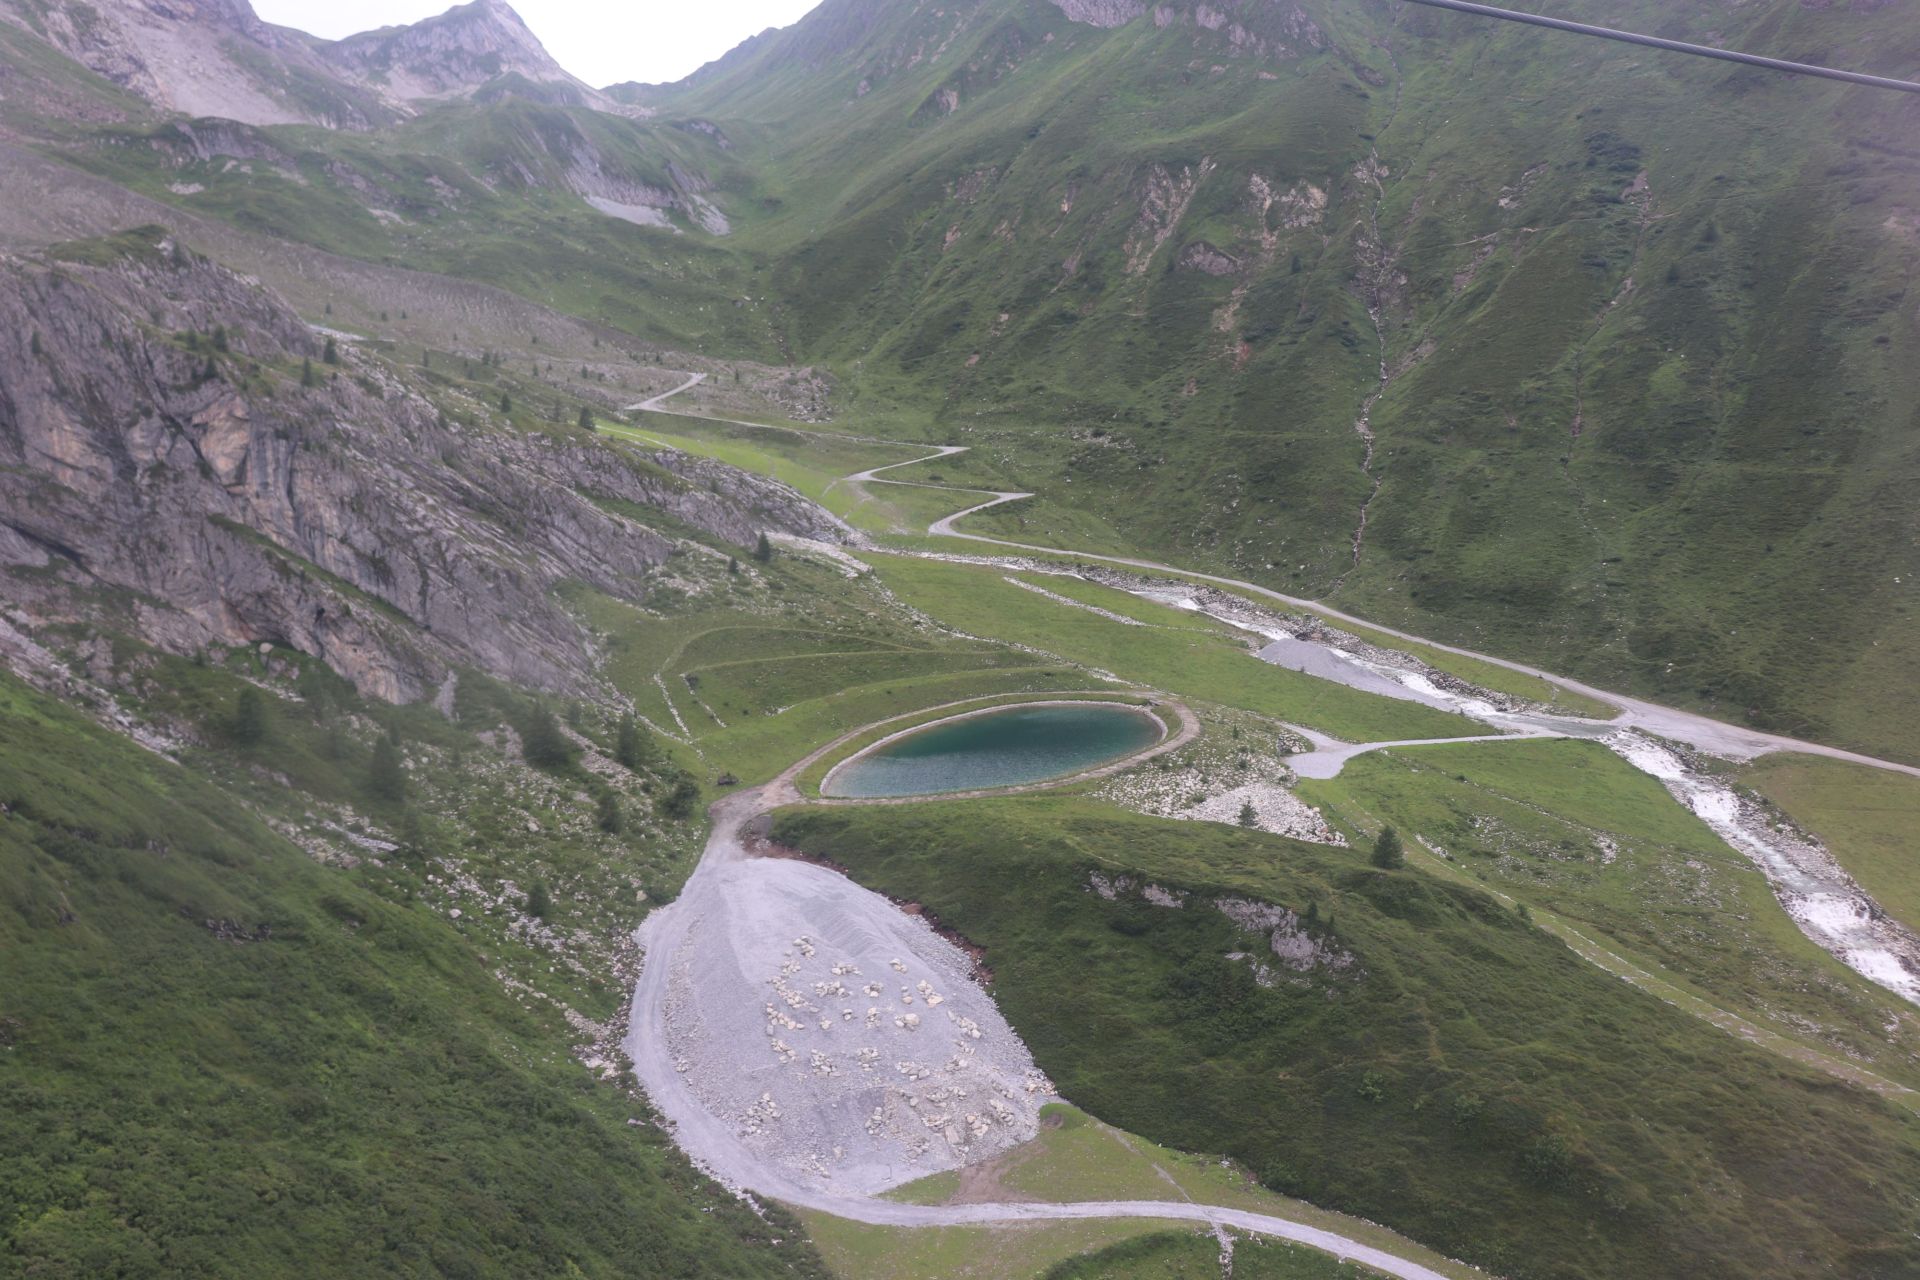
[396,807,430,862]
[615,713,654,770]
[321,336,338,365]
[577,406,594,431]
[596,791,624,835]
[367,736,406,803]
[1304,900,1319,924]
[1238,799,1258,828]
[300,357,315,388]
[660,777,700,820]
[521,707,573,770]
[752,532,773,563]
[228,687,268,747]
[211,325,229,353]
[727,556,740,575]
[499,392,513,415]
[29,331,41,357]
[1370,826,1405,870]
[526,879,551,920]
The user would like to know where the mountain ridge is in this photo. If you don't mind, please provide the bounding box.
[0,0,626,127]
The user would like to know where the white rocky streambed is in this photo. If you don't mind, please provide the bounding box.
[1608,734,1920,1005]
[1108,575,1920,1007]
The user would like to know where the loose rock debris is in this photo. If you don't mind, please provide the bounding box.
[658,856,1053,1194]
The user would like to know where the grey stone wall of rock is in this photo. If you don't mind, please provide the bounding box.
[0,237,840,704]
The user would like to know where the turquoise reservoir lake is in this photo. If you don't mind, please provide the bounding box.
[822,703,1163,799]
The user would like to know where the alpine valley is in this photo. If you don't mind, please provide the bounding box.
[3,3,1919,1279]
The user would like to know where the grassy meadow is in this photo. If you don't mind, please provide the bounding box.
[862,554,1481,743]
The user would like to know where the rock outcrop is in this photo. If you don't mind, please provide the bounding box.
[0,0,393,127]
[0,0,622,128]
[1050,0,1148,28]
[1216,897,1357,981]
[0,230,841,703]
[320,0,605,110]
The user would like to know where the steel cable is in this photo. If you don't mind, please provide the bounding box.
[1395,0,1920,94]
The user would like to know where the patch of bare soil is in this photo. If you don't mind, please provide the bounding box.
[944,1122,1056,1204]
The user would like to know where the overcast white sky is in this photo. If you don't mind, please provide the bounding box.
[251,0,820,87]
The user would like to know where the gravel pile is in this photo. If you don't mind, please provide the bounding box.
[660,855,1052,1194]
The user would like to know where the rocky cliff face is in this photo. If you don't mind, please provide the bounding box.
[0,0,615,128]
[0,0,393,127]
[1049,0,1326,57]
[0,231,840,703]
[1048,0,1145,29]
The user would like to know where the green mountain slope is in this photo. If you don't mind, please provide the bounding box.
[0,673,825,1278]
[648,0,1920,762]
[775,797,1920,1280]
[0,14,783,354]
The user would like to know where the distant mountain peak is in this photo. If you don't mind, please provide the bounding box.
[321,0,600,109]
[0,0,619,128]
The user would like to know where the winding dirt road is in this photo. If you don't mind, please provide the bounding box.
[939,525,1920,778]
[623,387,1918,779]
[623,371,708,413]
